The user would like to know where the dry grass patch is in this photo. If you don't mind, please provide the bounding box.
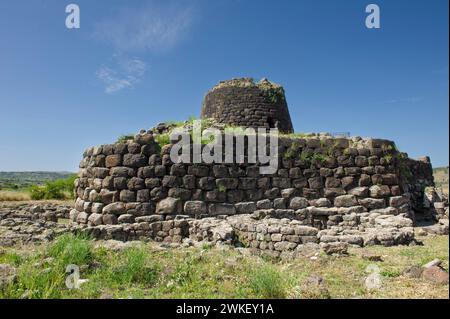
[0,191,31,201]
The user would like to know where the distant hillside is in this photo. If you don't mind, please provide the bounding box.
[433,166,449,195]
[0,171,75,190]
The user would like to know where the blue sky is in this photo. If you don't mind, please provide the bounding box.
[0,0,448,171]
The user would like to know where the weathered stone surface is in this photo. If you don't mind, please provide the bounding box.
[102,214,118,225]
[294,225,318,236]
[359,198,386,210]
[120,190,136,203]
[256,199,273,209]
[88,213,103,226]
[156,197,182,214]
[103,202,126,215]
[216,178,239,190]
[110,166,134,177]
[184,201,207,215]
[123,154,147,168]
[403,266,423,279]
[187,165,209,177]
[370,185,391,198]
[289,197,309,210]
[77,212,88,224]
[348,187,369,198]
[208,203,236,215]
[118,214,135,224]
[334,195,358,208]
[235,202,257,214]
[105,154,122,168]
[389,196,409,208]
[422,266,449,285]
[320,242,348,255]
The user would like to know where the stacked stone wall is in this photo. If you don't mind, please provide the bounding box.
[71,131,433,250]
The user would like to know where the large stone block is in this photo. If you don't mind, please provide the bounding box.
[348,187,369,198]
[187,165,210,177]
[334,195,358,207]
[156,197,182,214]
[184,201,207,214]
[370,185,391,198]
[123,154,148,167]
[208,203,236,215]
[105,154,122,168]
[103,202,126,215]
[235,202,257,213]
[110,166,134,177]
[289,197,309,209]
[216,178,239,190]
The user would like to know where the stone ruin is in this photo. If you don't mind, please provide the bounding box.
[201,78,294,134]
[69,78,448,258]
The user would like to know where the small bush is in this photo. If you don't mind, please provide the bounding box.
[248,264,287,298]
[28,175,77,200]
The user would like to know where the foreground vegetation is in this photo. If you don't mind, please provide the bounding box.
[0,234,448,299]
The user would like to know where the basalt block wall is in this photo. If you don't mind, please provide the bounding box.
[73,132,433,237]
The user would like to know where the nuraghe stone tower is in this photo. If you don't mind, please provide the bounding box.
[201,78,294,134]
[71,78,447,258]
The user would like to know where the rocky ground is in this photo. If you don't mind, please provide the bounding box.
[0,200,448,250]
[0,200,448,299]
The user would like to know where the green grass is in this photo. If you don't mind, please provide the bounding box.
[107,248,158,285]
[248,264,288,298]
[47,233,92,266]
[154,133,171,149]
[0,235,448,299]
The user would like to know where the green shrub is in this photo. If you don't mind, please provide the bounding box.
[28,175,77,200]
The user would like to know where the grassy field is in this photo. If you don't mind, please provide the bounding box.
[0,234,448,299]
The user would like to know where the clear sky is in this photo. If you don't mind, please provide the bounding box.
[0,0,448,171]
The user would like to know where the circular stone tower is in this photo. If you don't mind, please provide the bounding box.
[201,78,294,134]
